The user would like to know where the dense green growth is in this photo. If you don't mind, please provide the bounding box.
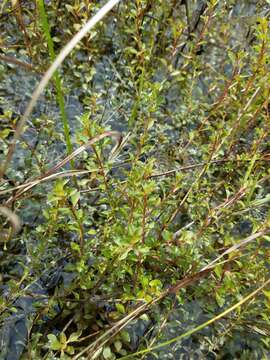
[0,1,270,359]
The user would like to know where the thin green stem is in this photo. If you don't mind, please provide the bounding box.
[37,0,73,160]
[120,277,270,359]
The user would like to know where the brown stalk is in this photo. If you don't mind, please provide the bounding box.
[90,227,269,356]
[73,265,215,360]
[147,157,270,179]
[0,0,29,20]
[228,90,270,155]
[182,63,240,152]
[173,1,209,67]
[133,191,148,288]
[4,131,122,205]
[242,38,266,96]
[10,0,33,58]
[66,199,85,252]
[197,187,246,236]
[0,54,38,72]
[166,267,213,294]
[201,228,270,271]
[91,144,110,196]
[0,169,97,196]
[73,224,269,359]
[160,133,219,236]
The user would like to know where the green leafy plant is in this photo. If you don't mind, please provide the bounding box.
[0,1,270,359]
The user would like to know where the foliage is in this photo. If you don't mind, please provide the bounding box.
[0,0,270,359]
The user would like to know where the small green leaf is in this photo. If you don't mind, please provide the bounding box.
[139,314,149,321]
[115,303,125,314]
[114,340,122,352]
[215,292,225,308]
[47,334,61,350]
[70,191,80,206]
[120,330,130,343]
[88,228,97,235]
[54,180,66,197]
[103,346,112,359]
[149,279,162,288]
[71,242,80,253]
[59,332,67,344]
[66,345,75,354]
[263,290,270,299]
[68,331,81,343]
[141,276,149,289]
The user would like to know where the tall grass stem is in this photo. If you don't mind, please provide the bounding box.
[37,0,73,158]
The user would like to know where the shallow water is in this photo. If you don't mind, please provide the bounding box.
[0,0,269,359]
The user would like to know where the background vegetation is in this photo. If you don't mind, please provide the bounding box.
[0,0,270,359]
